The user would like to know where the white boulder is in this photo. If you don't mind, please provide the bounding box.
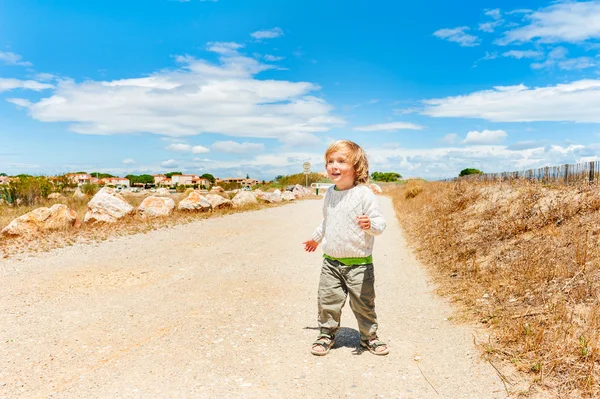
[178,192,212,212]
[155,188,171,196]
[232,190,258,207]
[84,187,135,223]
[205,194,232,209]
[2,204,80,236]
[282,191,296,201]
[48,193,64,200]
[138,196,175,218]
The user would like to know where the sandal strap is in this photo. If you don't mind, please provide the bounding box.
[362,338,387,348]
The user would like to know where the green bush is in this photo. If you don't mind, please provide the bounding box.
[81,183,100,196]
[1,176,52,206]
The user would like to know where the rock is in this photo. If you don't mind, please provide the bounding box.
[1,204,80,237]
[232,190,258,207]
[292,184,311,198]
[178,192,212,212]
[48,193,64,200]
[260,192,282,203]
[369,183,383,194]
[205,194,233,209]
[273,189,282,196]
[210,186,225,193]
[183,188,195,196]
[84,187,135,223]
[73,187,86,199]
[282,191,296,201]
[138,196,175,218]
[155,188,171,196]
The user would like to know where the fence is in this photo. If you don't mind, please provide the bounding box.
[460,161,600,185]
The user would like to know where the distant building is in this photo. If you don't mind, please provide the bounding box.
[65,173,92,185]
[103,177,131,187]
[153,174,167,185]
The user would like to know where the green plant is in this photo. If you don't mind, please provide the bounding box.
[80,183,100,196]
[459,168,484,177]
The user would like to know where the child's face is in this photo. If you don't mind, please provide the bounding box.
[326,149,356,190]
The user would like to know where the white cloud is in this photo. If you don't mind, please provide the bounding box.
[123,158,135,164]
[422,79,600,123]
[211,140,264,153]
[479,20,504,33]
[485,9,502,20]
[11,46,344,141]
[278,132,322,146]
[530,46,596,70]
[207,42,244,55]
[433,26,480,47]
[498,1,600,44]
[264,54,285,61]
[166,143,210,153]
[354,122,424,131]
[441,133,459,144]
[161,159,179,167]
[251,27,284,40]
[502,50,543,59]
[0,78,54,92]
[0,51,32,67]
[6,98,32,107]
[463,129,507,145]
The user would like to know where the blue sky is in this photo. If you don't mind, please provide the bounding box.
[1,0,600,180]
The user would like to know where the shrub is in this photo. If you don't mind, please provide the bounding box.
[80,183,100,196]
[404,179,424,199]
[2,176,52,206]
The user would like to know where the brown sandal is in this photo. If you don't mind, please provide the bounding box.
[360,336,389,355]
[310,332,335,356]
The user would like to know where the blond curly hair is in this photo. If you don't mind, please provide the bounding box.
[324,140,369,185]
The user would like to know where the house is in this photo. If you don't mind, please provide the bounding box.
[241,178,259,188]
[170,174,197,186]
[103,177,131,187]
[65,173,92,185]
[153,174,167,185]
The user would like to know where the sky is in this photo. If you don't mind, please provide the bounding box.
[1,0,600,180]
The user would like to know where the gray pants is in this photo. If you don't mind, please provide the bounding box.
[317,258,378,341]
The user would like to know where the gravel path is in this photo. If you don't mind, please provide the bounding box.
[1,197,509,399]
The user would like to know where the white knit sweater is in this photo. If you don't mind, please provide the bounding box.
[311,184,386,259]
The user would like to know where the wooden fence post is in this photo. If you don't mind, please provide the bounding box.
[590,161,595,185]
[564,164,569,185]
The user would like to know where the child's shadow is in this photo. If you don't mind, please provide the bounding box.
[304,326,365,355]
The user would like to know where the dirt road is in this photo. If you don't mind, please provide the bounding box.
[1,197,510,398]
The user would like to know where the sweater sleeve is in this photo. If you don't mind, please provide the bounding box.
[362,188,386,236]
[311,191,328,243]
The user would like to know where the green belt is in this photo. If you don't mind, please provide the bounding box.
[323,254,373,266]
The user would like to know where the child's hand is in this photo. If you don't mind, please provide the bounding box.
[303,240,319,252]
[357,215,371,230]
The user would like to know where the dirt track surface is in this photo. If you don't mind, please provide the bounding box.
[1,197,510,399]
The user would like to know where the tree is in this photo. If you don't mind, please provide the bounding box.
[200,173,215,184]
[0,173,6,176]
[165,171,182,178]
[459,168,484,177]
[89,172,114,179]
[370,172,402,182]
[125,174,154,185]
[246,173,250,179]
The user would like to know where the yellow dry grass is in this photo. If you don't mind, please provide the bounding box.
[389,180,600,397]
[0,192,300,259]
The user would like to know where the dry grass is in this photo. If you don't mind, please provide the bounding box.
[0,192,304,260]
[389,180,600,397]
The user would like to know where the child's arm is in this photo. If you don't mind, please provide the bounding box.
[304,192,328,252]
[360,190,386,236]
